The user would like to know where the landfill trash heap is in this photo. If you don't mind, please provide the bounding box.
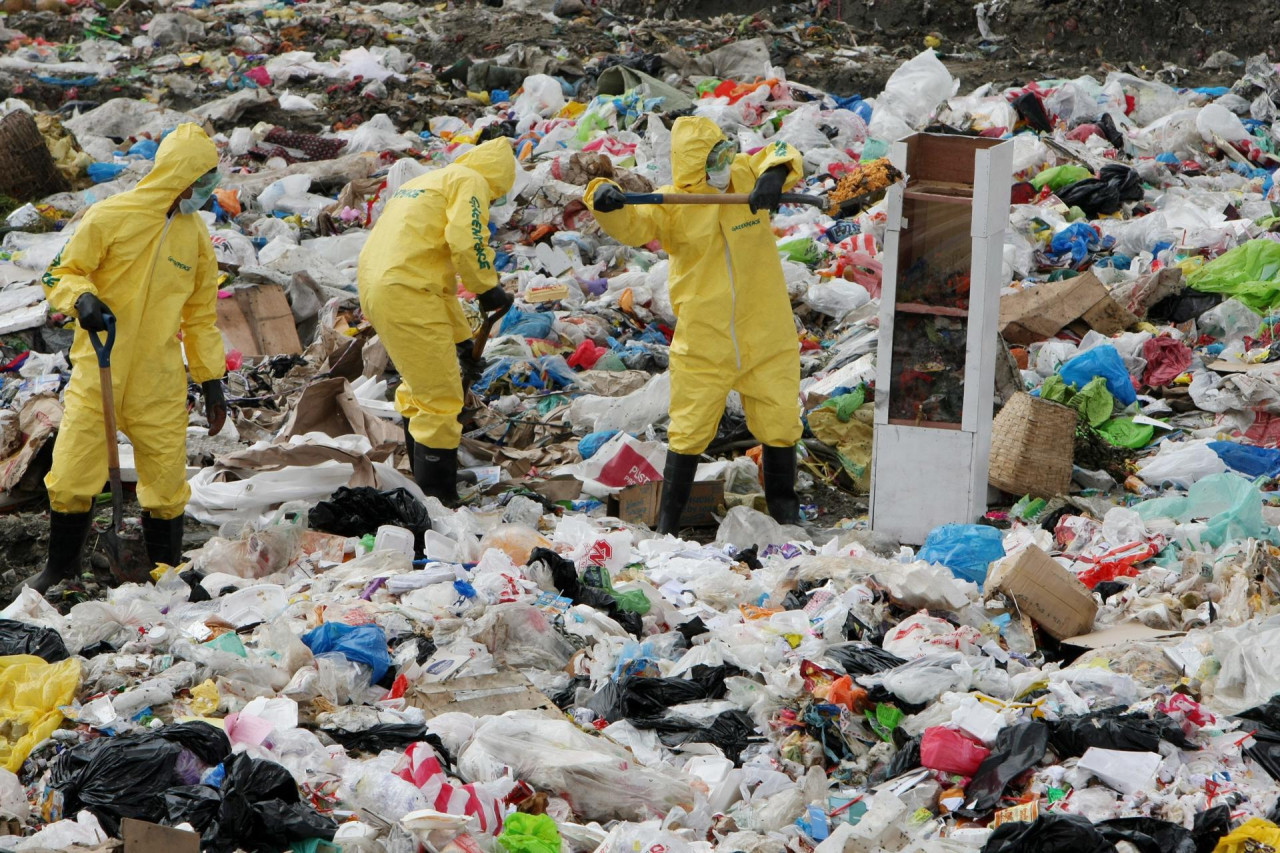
[6,1,1280,853]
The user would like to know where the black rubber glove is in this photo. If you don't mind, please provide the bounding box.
[75,293,111,332]
[477,285,513,314]
[592,184,627,212]
[201,378,227,436]
[748,165,789,213]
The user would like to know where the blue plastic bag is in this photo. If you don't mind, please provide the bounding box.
[579,430,620,459]
[1209,441,1280,479]
[916,524,1005,589]
[1048,222,1100,265]
[300,623,390,683]
[498,308,556,340]
[126,139,160,159]
[1059,344,1137,405]
[87,162,128,183]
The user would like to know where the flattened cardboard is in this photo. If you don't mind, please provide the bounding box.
[986,545,1097,640]
[216,283,302,357]
[405,670,560,719]
[607,480,725,528]
[123,818,200,853]
[1061,623,1185,650]
[999,271,1138,344]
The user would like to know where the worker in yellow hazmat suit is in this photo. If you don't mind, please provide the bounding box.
[33,123,227,592]
[358,137,516,504]
[585,116,804,534]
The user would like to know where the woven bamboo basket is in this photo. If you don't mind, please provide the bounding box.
[988,392,1077,498]
[0,109,69,201]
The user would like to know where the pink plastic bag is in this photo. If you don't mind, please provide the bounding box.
[919,726,990,776]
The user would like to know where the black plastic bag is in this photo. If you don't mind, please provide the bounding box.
[645,710,758,764]
[825,643,906,676]
[1191,805,1231,853]
[1098,113,1125,150]
[1100,163,1143,201]
[1058,178,1122,217]
[215,754,337,853]
[1147,289,1223,323]
[870,734,920,785]
[326,723,438,753]
[957,721,1048,815]
[1098,817,1195,853]
[585,669,731,722]
[1049,708,1195,758]
[51,735,184,834]
[163,785,222,835]
[528,547,641,637]
[50,722,231,834]
[1012,91,1052,133]
[0,618,69,662]
[550,674,591,710]
[309,486,430,557]
[982,813,1118,853]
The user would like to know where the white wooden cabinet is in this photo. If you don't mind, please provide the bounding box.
[871,133,1014,544]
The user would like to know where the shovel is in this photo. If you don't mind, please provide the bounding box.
[471,301,511,361]
[86,310,135,583]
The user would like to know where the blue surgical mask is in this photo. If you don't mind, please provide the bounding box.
[179,171,221,215]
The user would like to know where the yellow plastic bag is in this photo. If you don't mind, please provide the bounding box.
[1214,818,1280,853]
[0,655,81,772]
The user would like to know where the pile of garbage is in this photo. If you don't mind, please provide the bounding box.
[4,0,1280,851]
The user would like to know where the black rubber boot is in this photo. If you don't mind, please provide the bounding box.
[656,451,700,536]
[414,444,459,506]
[23,511,91,594]
[142,513,186,567]
[761,444,801,525]
[403,421,417,477]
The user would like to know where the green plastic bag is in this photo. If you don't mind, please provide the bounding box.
[1039,375,1112,426]
[498,814,562,853]
[1187,239,1280,313]
[1134,472,1278,549]
[820,386,866,423]
[779,237,824,265]
[1031,164,1092,191]
[1097,417,1155,449]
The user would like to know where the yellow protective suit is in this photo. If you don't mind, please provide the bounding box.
[42,123,225,519]
[357,138,516,449]
[585,117,804,455]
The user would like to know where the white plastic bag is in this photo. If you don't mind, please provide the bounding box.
[803,279,871,318]
[514,74,566,120]
[457,710,696,822]
[1136,439,1227,488]
[868,49,958,138]
[568,371,671,434]
[568,432,666,494]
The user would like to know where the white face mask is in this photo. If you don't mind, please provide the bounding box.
[707,165,732,191]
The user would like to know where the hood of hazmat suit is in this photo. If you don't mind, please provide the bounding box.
[583,116,805,455]
[356,137,518,449]
[42,122,225,519]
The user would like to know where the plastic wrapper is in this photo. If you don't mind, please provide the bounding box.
[457,710,696,823]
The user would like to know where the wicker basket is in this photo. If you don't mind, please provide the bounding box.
[0,109,69,202]
[988,392,1077,498]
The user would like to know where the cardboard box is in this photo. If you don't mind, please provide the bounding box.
[405,670,560,719]
[986,545,1097,640]
[123,818,200,853]
[999,271,1138,344]
[607,480,725,528]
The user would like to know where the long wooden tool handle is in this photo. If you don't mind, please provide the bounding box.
[99,366,120,473]
[622,192,825,208]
